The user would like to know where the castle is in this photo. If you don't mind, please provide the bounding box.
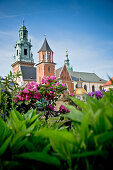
[12,21,106,94]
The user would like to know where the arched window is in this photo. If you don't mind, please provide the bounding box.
[43,54,45,60]
[48,66,50,72]
[48,54,51,61]
[17,50,18,56]
[84,85,87,92]
[92,85,95,92]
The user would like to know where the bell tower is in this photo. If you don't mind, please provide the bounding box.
[37,38,56,83]
[12,19,35,76]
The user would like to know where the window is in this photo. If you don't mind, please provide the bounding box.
[76,84,78,88]
[84,85,87,92]
[39,67,40,73]
[92,85,95,92]
[24,49,27,55]
[48,66,50,72]
[17,50,18,56]
[48,54,51,61]
[43,54,45,60]
[24,33,26,37]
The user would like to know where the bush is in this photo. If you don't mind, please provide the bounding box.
[0,89,113,169]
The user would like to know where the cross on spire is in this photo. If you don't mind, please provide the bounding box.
[23,17,24,26]
[44,34,46,39]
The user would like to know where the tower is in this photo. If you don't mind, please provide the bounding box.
[64,49,73,72]
[37,38,56,83]
[12,19,35,77]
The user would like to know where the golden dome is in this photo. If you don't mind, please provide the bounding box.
[74,88,87,95]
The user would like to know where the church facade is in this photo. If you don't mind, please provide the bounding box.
[12,21,106,93]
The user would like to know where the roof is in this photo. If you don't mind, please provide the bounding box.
[20,66,36,81]
[69,71,106,83]
[38,38,53,52]
[55,66,107,83]
[102,77,113,86]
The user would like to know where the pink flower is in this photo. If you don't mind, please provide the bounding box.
[48,104,55,111]
[27,81,38,92]
[70,93,73,96]
[61,83,65,87]
[33,93,41,101]
[59,105,70,114]
[25,94,31,101]
[23,88,29,94]
[55,81,60,86]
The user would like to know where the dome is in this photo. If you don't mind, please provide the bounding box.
[74,88,87,95]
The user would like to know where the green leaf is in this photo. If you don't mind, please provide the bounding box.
[24,109,34,120]
[95,131,113,145]
[80,113,89,148]
[63,105,85,123]
[72,150,106,158]
[0,134,12,156]
[15,152,61,167]
[68,96,88,113]
[93,109,112,134]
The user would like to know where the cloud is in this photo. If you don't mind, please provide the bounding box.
[0,14,22,19]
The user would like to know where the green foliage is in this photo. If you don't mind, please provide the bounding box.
[0,71,21,120]
[0,90,113,169]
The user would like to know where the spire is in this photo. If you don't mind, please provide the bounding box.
[64,49,73,72]
[64,49,69,66]
[66,48,68,56]
[23,17,24,26]
[77,72,82,88]
[38,38,53,52]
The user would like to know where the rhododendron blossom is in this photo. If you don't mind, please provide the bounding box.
[48,104,55,111]
[59,105,70,114]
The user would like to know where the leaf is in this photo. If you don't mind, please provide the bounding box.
[11,129,32,147]
[93,109,112,134]
[80,113,89,148]
[0,134,12,156]
[72,150,106,158]
[63,105,85,123]
[15,152,61,167]
[24,109,34,120]
[95,131,113,145]
[0,118,9,142]
[68,96,88,113]
[13,109,24,121]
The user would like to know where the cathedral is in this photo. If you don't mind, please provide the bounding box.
[12,21,106,94]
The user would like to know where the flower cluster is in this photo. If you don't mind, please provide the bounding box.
[41,76,57,85]
[13,76,67,114]
[13,81,41,102]
[87,90,103,99]
[59,105,70,114]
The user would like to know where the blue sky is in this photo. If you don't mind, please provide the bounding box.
[0,0,113,80]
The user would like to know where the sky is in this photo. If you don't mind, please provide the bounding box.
[0,0,113,80]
